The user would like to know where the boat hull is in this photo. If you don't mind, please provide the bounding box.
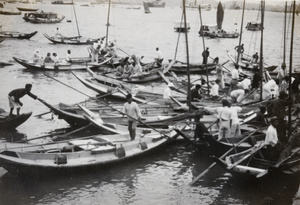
[0,112,32,130]
[0,31,38,39]
[0,128,182,176]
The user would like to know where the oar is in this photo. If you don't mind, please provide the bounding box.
[16,124,93,143]
[34,111,52,118]
[188,129,260,186]
[256,147,300,178]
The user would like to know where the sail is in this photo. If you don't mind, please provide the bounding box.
[216,1,224,30]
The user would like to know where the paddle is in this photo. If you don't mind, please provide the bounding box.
[256,147,300,178]
[16,123,93,143]
[188,128,260,186]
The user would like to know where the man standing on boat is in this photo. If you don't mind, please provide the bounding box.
[202,47,209,64]
[229,64,239,94]
[217,100,232,140]
[65,49,72,63]
[122,93,142,141]
[8,84,38,116]
[234,43,244,57]
[155,47,163,67]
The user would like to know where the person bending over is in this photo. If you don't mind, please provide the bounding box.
[8,84,38,116]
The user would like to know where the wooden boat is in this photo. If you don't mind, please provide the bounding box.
[23,11,65,24]
[174,20,190,32]
[227,51,277,72]
[0,109,32,130]
[0,124,184,175]
[71,72,152,103]
[0,60,13,67]
[80,104,197,129]
[144,0,165,8]
[214,143,300,180]
[186,1,211,10]
[246,22,262,31]
[199,24,218,36]
[105,59,176,84]
[0,31,37,40]
[43,33,101,45]
[207,31,239,38]
[170,61,216,74]
[51,0,73,4]
[0,10,21,15]
[17,7,39,12]
[13,56,108,71]
[203,129,266,157]
[43,1,103,45]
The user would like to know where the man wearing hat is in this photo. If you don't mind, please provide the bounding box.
[163,82,174,104]
[155,47,163,67]
[8,84,38,116]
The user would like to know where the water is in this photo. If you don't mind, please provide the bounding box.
[0,2,300,205]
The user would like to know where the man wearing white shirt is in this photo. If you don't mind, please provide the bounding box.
[229,105,243,137]
[155,47,163,67]
[263,79,279,99]
[229,64,239,93]
[230,89,245,103]
[122,93,142,140]
[163,83,173,104]
[217,100,232,140]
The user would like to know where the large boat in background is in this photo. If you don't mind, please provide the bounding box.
[51,0,73,5]
[246,21,263,31]
[144,0,165,8]
[185,0,211,10]
[23,11,65,24]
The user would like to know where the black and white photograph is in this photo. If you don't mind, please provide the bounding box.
[0,0,300,204]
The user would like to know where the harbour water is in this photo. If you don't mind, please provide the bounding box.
[0,1,300,204]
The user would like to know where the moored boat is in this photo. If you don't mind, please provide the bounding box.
[170,61,216,74]
[13,56,108,71]
[0,31,37,40]
[0,124,184,175]
[174,20,190,32]
[23,11,65,24]
[0,60,13,67]
[105,59,176,84]
[144,0,165,8]
[227,51,277,72]
[0,10,21,15]
[43,33,101,45]
[51,0,73,5]
[246,22,262,31]
[17,7,39,12]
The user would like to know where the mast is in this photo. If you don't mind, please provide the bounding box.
[198,5,210,97]
[288,0,296,136]
[259,0,265,101]
[105,0,111,46]
[182,0,191,112]
[72,0,80,37]
[282,2,287,71]
[236,0,246,64]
